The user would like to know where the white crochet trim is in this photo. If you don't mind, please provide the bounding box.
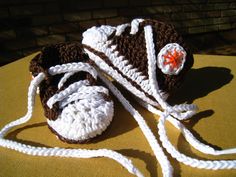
[130,19,144,34]
[82,25,116,47]
[47,83,113,141]
[144,25,169,109]
[48,62,98,79]
[58,72,75,89]
[116,23,130,36]
[100,40,152,95]
[157,43,186,75]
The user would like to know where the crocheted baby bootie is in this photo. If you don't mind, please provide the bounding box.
[29,42,114,143]
[82,19,194,108]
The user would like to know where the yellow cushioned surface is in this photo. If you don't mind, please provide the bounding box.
[0,53,236,177]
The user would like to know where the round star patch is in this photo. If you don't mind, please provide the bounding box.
[157,43,187,75]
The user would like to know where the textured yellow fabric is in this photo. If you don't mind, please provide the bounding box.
[0,53,236,177]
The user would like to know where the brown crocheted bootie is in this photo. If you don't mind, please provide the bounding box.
[29,42,114,143]
[82,19,194,109]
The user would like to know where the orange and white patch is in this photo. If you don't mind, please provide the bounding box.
[157,43,186,75]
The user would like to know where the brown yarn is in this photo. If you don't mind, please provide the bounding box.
[110,19,194,95]
[29,42,97,121]
[111,26,149,79]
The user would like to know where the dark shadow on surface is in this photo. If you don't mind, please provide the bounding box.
[5,122,51,148]
[183,109,222,150]
[168,66,234,105]
[175,109,231,161]
[166,66,234,172]
[178,110,218,154]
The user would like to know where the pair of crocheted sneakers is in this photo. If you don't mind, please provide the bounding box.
[29,19,194,143]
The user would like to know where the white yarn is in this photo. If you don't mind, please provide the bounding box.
[116,23,130,36]
[144,25,169,109]
[48,62,98,79]
[47,97,113,141]
[100,40,153,97]
[58,71,75,89]
[58,85,109,108]
[0,65,144,177]
[137,99,236,170]
[130,19,144,35]
[82,25,116,47]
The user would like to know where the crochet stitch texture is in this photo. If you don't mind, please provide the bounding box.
[1,19,236,177]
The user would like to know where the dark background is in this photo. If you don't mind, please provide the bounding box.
[0,0,236,66]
